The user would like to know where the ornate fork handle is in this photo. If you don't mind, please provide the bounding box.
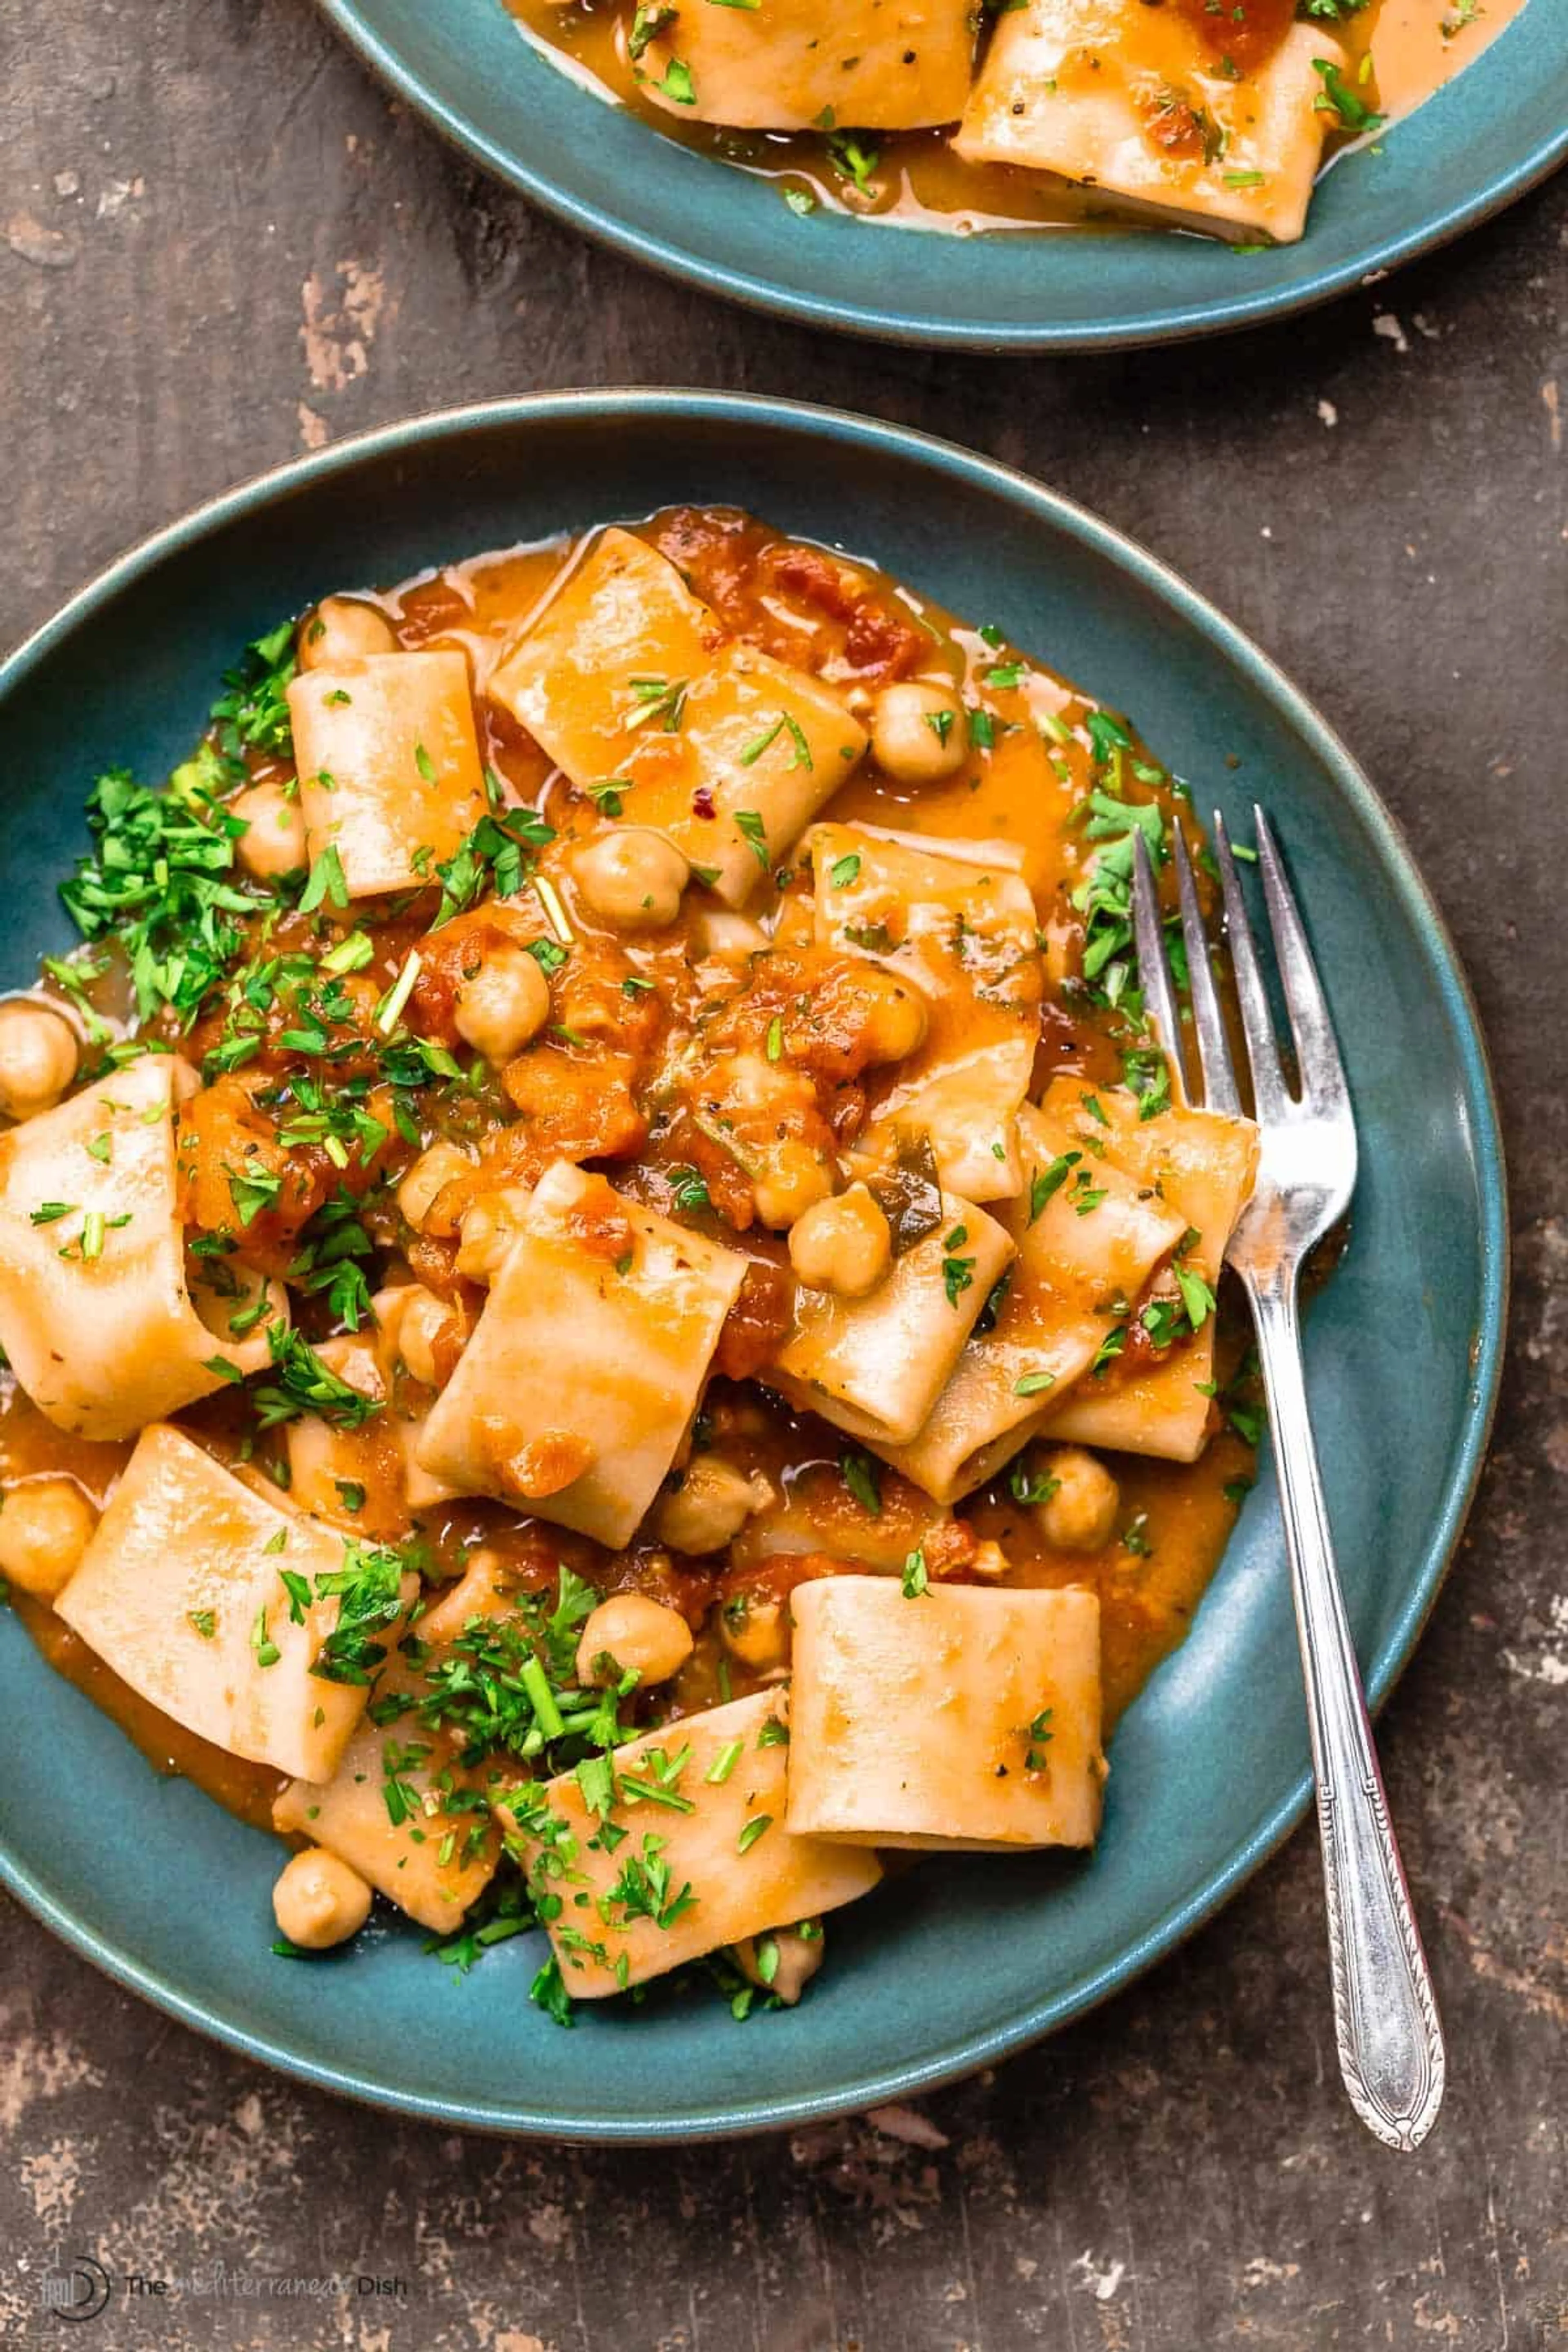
[1243,1267,1446,2152]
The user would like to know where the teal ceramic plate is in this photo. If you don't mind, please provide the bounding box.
[0,396,1506,2138]
[316,0,1564,349]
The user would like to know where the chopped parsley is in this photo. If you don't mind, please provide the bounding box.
[840,1450,882,1516]
[941,1224,976,1308]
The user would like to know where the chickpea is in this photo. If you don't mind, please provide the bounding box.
[753,1141,836,1233]
[455,1187,533,1283]
[732,1923,824,2006]
[573,828,689,931]
[856,972,929,1065]
[653,1458,772,1555]
[788,1185,891,1299]
[690,907,768,960]
[417,1546,513,1646]
[720,1590,788,1670]
[576,1592,694,1690]
[272,1848,373,1950]
[393,1285,463,1388]
[453,943,551,1065]
[1033,1446,1120,1553]
[0,1479,97,1600]
[396,1139,474,1234]
[870,681,969,785]
[232,781,307,882]
[0,1000,79,1123]
[298,595,398,670]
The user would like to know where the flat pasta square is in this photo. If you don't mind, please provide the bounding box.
[872,1094,1190,1501]
[956,0,1344,245]
[492,531,864,907]
[639,0,977,130]
[1038,1082,1259,1461]
[0,1056,285,1441]
[487,528,724,786]
[414,1162,748,1547]
[501,1691,881,1997]
[56,1424,384,1782]
[766,1189,1015,1448]
[273,1665,502,1934]
[288,648,488,898]
[787,1577,1106,1849]
[811,821,1042,1201]
[618,644,867,907]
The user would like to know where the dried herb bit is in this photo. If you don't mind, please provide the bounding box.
[869,1129,944,1258]
[1024,1707,1054,1771]
[251,1323,383,1432]
[840,1450,882,1517]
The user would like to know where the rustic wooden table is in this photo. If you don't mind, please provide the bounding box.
[3,5,1564,2347]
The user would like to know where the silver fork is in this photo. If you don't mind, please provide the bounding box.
[1132,811,1446,2152]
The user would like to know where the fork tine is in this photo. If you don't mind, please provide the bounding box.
[1253,808,1352,1118]
[1212,810,1290,1123]
[1131,828,1187,1105]
[1171,829,1243,1118]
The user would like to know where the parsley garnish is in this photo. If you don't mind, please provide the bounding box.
[840,1450,882,1515]
[941,1223,976,1307]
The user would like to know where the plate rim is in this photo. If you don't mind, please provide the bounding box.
[0,390,1510,2139]
[312,0,1568,352]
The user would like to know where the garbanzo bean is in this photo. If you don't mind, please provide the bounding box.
[272,1848,373,1950]
[0,1479,96,1600]
[855,971,929,1065]
[652,1458,771,1555]
[576,1592,694,1689]
[573,828,690,931]
[392,1285,462,1388]
[454,1187,533,1283]
[720,1590,788,1670]
[396,1140,474,1234]
[232,781,307,882]
[732,1923,824,2006]
[452,942,551,1065]
[298,596,398,670]
[787,1185,891,1298]
[870,681,969,785]
[0,1000,79,1123]
[1033,1446,1120,1553]
[753,1141,836,1232]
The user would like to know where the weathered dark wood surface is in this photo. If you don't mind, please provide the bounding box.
[3,4,1565,2345]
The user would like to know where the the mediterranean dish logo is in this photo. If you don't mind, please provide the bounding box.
[38,2250,408,2319]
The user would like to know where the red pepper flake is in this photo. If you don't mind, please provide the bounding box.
[691,786,717,821]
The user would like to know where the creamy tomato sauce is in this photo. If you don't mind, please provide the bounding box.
[507,0,1528,237]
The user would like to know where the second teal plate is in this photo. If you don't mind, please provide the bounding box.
[316,0,1565,349]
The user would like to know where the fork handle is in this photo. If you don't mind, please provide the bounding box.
[1244,1272,1446,2151]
